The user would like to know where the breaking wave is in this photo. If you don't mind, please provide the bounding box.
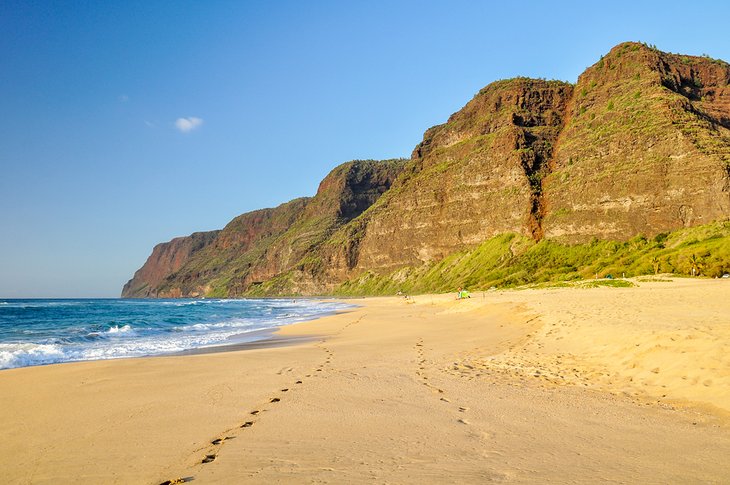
[0,298,352,369]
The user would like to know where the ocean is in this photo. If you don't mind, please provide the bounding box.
[0,298,352,370]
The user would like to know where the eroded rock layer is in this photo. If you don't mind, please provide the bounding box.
[544,43,730,242]
[123,43,730,297]
[122,160,405,297]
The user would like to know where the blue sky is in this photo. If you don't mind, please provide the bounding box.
[1,0,729,297]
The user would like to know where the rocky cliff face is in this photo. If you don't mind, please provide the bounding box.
[123,159,405,297]
[339,78,573,275]
[543,42,730,242]
[124,43,730,297]
[151,198,311,298]
[321,43,730,282]
[240,158,407,295]
[121,230,220,297]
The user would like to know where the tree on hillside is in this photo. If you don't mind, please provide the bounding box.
[689,253,703,276]
[651,256,660,275]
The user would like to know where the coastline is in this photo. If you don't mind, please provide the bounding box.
[1,279,729,483]
[0,298,353,370]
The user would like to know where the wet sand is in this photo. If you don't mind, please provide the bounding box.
[1,278,728,483]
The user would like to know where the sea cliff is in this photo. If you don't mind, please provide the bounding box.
[123,43,730,298]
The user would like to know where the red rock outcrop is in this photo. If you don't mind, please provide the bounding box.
[123,43,730,297]
[121,231,219,297]
[543,42,730,242]
[123,160,405,297]
[317,79,573,277]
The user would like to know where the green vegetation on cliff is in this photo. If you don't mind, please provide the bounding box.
[124,159,407,298]
[545,41,730,242]
[124,42,730,298]
[336,220,730,295]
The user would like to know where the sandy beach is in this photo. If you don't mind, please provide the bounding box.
[1,278,729,484]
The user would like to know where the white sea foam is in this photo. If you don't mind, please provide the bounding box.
[159,300,223,306]
[0,301,83,309]
[0,343,66,369]
[0,300,354,369]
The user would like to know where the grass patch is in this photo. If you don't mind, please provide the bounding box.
[636,276,673,282]
[578,279,634,288]
[336,220,730,296]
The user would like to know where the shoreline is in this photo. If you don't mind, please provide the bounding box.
[168,305,357,358]
[0,300,356,371]
[1,279,729,483]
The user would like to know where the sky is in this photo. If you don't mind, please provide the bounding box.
[1,0,729,298]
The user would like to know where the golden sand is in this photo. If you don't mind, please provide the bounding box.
[1,278,729,483]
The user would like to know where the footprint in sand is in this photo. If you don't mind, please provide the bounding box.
[281,388,289,392]
[295,380,303,384]
[250,410,260,415]
[202,454,217,464]
[270,397,281,403]
[458,407,469,412]
[159,479,189,485]
[458,418,470,425]
[241,421,254,428]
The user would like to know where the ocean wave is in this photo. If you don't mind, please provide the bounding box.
[160,301,196,306]
[0,301,86,309]
[0,327,267,369]
[0,343,66,369]
[187,319,256,331]
[0,299,355,369]
[159,300,222,306]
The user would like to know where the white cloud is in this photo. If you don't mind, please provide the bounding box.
[175,116,203,133]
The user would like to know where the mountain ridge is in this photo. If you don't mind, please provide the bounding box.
[122,42,730,298]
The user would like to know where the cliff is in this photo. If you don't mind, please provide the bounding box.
[121,231,220,297]
[123,42,730,297]
[544,42,730,241]
[147,198,311,298]
[123,159,406,297]
[334,78,574,276]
